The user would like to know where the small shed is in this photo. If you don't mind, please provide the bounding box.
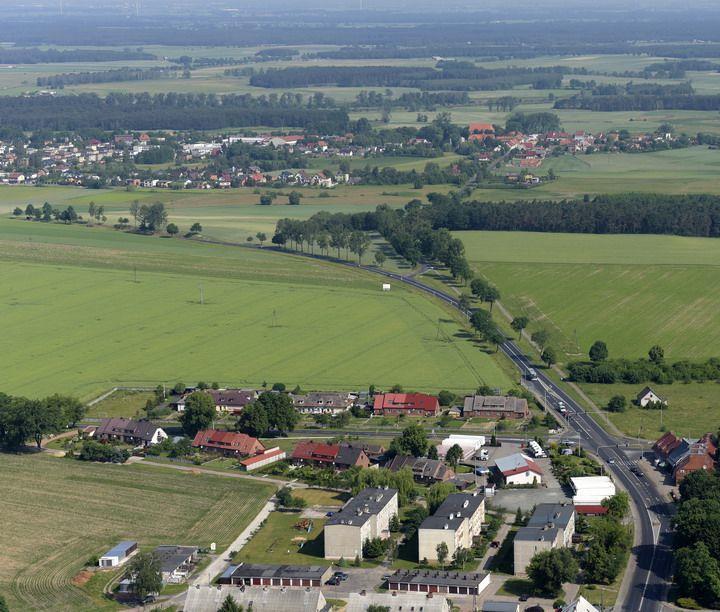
[382,283,391,291]
[99,541,138,567]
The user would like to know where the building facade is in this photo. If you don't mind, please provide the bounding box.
[513,504,575,575]
[418,492,485,562]
[462,395,529,419]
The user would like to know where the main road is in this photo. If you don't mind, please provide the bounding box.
[319,257,675,612]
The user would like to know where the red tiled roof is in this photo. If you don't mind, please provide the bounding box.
[192,429,264,455]
[291,440,339,462]
[469,122,495,133]
[575,504,608,515]
[373,393,439,414]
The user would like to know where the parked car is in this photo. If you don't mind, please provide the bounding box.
[519,593,530,601]
[326,576,341,586]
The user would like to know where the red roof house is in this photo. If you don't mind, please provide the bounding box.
[673,433,717,484]
[192,429,265,457]
[373,393,439,416]
[291,440,369,470]
[653,432,684,461]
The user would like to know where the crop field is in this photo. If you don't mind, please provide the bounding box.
[0,219,510,399]
[0,453,274,611]
[460,230,720,362]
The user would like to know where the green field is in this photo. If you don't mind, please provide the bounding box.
[0,453,274,611]
[583,382,720,440]
[0,219,510,399]
[460,230,720,362]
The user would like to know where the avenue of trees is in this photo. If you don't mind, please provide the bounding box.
[0,392,86,450]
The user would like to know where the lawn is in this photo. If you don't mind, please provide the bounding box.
[582,382,720,440]
[293,488,350,506]
[0,453,274,611]
[0,220,511,399]
[233,511,329,566]
[86,389,156,418]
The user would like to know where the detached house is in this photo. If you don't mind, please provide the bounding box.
[494,453,543,486]
[386,454,455,484]
[373,393,439,417]
[292,392,356,415]
[92,418,167,447]
[636,386,667,408]
[191,429,265,458]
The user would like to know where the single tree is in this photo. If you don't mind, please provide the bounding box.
[218,594,243,612]
[44,394,85,427]
[389,514,401,532]
[531,329,550,349]
[374,251,386,268]
[427,445,439,460]
[288,191,301,206]
[436,541,449,568]
[129,200,140,228]
[527,548,578,597]
[541,346,558,368]
[511,316,529,339]
[189,222,203,234]
[259,194,273,206]
[426,481,457,514]
[256,232,267,247]
[607,395,627,413]
[602,491,630,519]
[589,340,609,362]
[648,345,665,364]
[452,547,474,570]
[445,443,463,468]
[166,222,179,236]
[236,402,270,437]
[128,552,162,600]
[178,391,215,437]
[390,423,428,457]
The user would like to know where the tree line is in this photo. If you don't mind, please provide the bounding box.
[555,93,720,112]
[0,93,349,132]
[0,48,156,64]
[249,64,565,92]
[353,90,470,111]
[37,67,179,89]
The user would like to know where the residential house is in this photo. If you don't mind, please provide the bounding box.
[340,441,386,462]
[191,429,265,458]
[373,393,439,417]
[183,586,326,612]
[386,454,455,484]
[514,503,575,575]
[494,453,543,486]
[292,392,356,415]
[636,386,667,408]
[418,492,485,561]
[387,569,490,596]
[324,487,399,560]
[92,418,167,447]
[462,395,529,420]
[218,564,331,587]
[673,434,717,484]
[653,431,684,462]
[291,440,370,470]
[562,596,600,612]
[99,541,137,568]
[239,447,286,471]
[153,546,199,584]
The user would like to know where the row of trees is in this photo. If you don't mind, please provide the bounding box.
[14,203,79,224]
[37,67,178,89]
[555,93,720,112]
[0,393,85,450]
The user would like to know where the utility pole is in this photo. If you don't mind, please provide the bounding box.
[133,265,137,283]
[199,284,204,305]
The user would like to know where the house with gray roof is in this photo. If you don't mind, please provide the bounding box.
[325,487,398,560]
[91,418,167,447]
[418,492,485,562]
[514,503,575,575]
[463,395,529,419]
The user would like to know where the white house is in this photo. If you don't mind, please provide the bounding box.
[494,453,543,485]
[636,386,667,408]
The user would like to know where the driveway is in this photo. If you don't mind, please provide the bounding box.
[321,566,389,598]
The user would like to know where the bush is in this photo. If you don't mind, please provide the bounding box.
[78,440,129,463]
[606,395,627,413]
[676,597,703,610]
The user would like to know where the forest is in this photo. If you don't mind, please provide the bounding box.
[555,93,720,112]
[0,93,349,132]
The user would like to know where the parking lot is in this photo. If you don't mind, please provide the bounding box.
[479,441,572,512]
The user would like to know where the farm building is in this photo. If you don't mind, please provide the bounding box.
[386,569,490,596]
[153,545,200,584]
[291,391,356,414]
[494,453,543,486]
[373,393,439,416]
[462,395,529,419]
[98,541,137,568]
[191,429,265,457]
[91,418,167,447]
[386,454,455,484]
[324,487,398,560]
[635,386,667,408]
[570,476,616,514]
[239,447,286,471]
[291,440,370,470]
[514,503,575,575]
[218,564,331,588]
[418,492,485,562]
[347,592,450,612]
[183,586,326,612]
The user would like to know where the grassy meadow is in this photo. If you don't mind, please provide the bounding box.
[0,453,274,611]
[0,218,511,399]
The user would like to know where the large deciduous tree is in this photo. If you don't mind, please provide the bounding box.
[179,391,216,437]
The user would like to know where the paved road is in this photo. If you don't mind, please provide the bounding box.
[297,255,674,612]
